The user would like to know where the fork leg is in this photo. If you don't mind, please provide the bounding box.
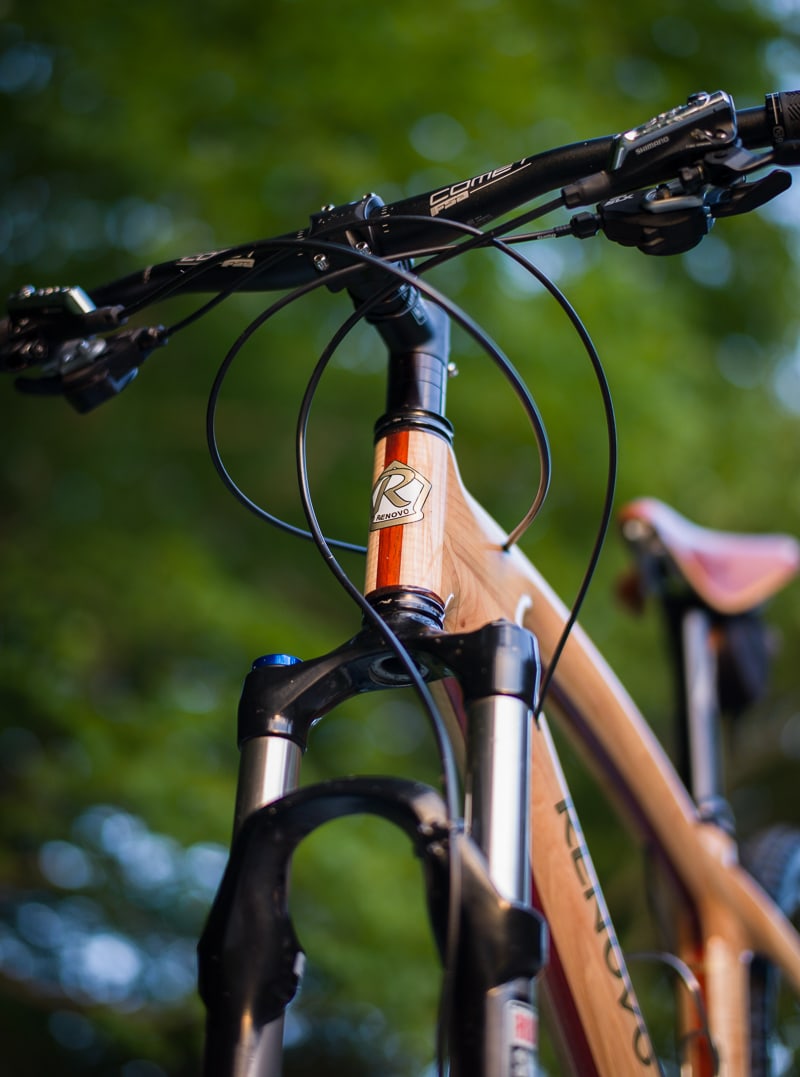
[234,734,302,835]
[466,693,532,903]
[223,671,304,1077]
[238,735,303,1077]
[466,692,538,1077]
[448,621,542,1077]
[201,731,302,1077]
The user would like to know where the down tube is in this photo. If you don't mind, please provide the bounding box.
[529,713,657,1075]
[432,447,800,1069]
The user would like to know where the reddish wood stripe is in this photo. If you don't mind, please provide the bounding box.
[375,430,409,589]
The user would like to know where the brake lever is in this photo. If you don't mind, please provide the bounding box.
[594,163,792,256]
[14,325,167,413]
[2,285,126,372]
[708,167,792,218]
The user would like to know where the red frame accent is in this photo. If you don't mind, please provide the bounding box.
[375,431,409,589]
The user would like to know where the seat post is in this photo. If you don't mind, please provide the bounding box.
[680,608,733,830]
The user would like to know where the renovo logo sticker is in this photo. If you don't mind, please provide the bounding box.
[370,460,432,531]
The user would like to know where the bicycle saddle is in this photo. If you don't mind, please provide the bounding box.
[619,497,800,615]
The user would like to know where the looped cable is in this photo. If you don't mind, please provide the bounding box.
[626,950,721,1075]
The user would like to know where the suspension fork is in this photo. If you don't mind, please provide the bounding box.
[198,619,546,1077]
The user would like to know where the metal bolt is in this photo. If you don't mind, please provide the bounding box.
[312,253,330,273]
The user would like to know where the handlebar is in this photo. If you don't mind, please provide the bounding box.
[78,91,800,307]
[3,88,800,409]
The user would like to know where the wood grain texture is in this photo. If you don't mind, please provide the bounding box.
[368,432,800,1073]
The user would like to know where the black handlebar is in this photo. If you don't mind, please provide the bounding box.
[83,90,800,309]
[3,87,800,408]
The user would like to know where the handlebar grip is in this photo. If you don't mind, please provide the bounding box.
[739,91,800,151]
[767,90,800,135]
[766,90,800,149]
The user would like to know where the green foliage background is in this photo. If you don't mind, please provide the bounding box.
[2,0,800,1073]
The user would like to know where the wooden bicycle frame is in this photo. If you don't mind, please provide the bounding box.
[364,423,800,1075]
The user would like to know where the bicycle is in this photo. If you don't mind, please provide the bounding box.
[3,87,800,1076]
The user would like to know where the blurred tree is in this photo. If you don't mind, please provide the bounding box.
[2,0,800,1073]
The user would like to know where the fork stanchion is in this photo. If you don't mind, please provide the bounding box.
[233,654,305,835]
[456,620,544,1077]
